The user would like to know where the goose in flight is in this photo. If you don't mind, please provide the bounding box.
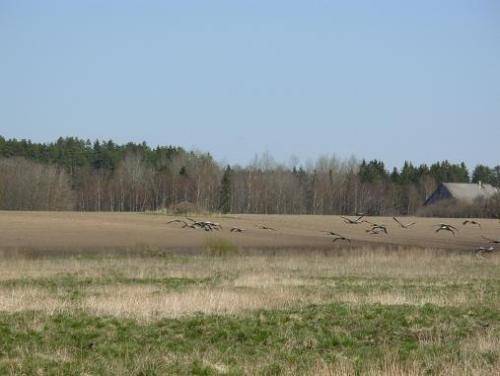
[463,220,481,228]
[434,224,458,236]
[366,224,388,234]
[332,236,351,243]
[323,231,344,237]
[166,219,192,228]
[185,217,207,228]
[169,218,222,231]
[257,224,277,231]
[482,236,500,244]
[475,245,495,257]
[393,217,416,229]
[204,221,223,231]
[341,215,365,224]
[324,231,351,243]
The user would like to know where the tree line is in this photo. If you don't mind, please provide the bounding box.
[0,136,499,216]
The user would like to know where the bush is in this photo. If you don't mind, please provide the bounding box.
[169,201,199,215]
[204,237,239,257]
[485,193,500,218]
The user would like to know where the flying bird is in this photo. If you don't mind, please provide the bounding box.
[475,245,495,257]
[463,220,481,228]
[323,231,351,243]
[392,217,416,229]
[323,231,343,237]
[482,236,500,244]
[204,221,222,231]
[166,219,190,228]
[341,215,365,224]
[257,224,277,231]
[366,224,388,234]
[434,224,458,236]
[169,218,222,231]
[332,236,351,243]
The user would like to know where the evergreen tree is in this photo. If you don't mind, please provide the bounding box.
[218,165,232,213]
[359,159,388,183]
[472,165,494,185]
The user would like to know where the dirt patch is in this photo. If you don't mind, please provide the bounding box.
[0,212,498,253]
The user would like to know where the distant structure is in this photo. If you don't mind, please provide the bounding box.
[424,182,498,206]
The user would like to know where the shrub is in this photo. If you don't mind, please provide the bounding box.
[169,201,198,215]
[204,237,239,257]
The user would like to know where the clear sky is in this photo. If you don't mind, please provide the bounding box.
[1,1,499,169]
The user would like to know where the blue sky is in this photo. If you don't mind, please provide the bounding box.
[1,1,499,169]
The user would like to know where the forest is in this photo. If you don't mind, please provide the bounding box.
[0,136,499,216]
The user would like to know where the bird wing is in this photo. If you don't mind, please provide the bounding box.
[482,236,500,243]
[167,219,184,225]
[393,217,404,227]
[332,237,350,243]
[258,225,276,231]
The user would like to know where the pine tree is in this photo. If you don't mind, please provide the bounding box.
[219,165,232,213]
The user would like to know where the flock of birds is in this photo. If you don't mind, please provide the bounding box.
[166,217,277,233]
[166,215,499,257]
[335,215,497,257]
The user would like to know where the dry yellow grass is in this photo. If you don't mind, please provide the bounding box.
[83,285,310,319]
[0,287,68,313]
[0,247,497,319]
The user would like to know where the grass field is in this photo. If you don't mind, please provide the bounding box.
[0,212,499,374]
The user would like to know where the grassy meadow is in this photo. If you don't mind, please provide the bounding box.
[0,244,498,375]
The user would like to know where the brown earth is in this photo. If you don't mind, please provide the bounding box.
[1,211,499,253]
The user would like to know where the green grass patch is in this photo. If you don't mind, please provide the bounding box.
[0,303,498,375]
[0,275,210,291]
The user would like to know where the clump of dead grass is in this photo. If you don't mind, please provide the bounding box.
[0,287,69,314]
[204,236,239,257]
[83,285,313,319]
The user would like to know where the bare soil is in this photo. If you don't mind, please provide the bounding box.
[1,211,498,252]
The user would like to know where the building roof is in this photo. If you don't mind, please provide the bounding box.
[442,182,498,202]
